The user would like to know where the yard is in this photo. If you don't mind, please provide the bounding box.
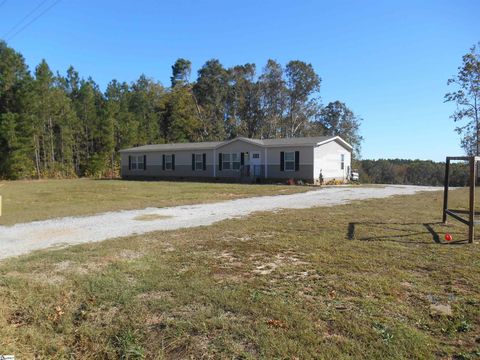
[0,185,479,358]
[0,179,308,225]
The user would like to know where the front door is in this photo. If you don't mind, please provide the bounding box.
[251,152,261,176]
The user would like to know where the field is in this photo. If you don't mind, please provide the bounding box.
[0,179,308,225]
[0,185,479,359]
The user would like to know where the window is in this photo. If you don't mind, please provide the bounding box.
[130,155,145,170]
[221,153,241,171]
[223,153,231,170]
[284,151,295,171]
[165,155,173,170]
[195,153,203,170]
[232,153,240,170]
[341,154,345,170]
[252,153,260,159]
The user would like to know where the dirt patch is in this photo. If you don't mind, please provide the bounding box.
[285,269,320,281]
[137,290,173,302]
[323,332,350,343]
[35,273,66,285]
[253,262,279,275]
[133,214,172,221]
[89,306,119,326]
[53,260,100,275]
[213,271,248,283]
[218,251,239,262]
[117,249,144,261]
[252,253,310,275]
[6,270,65,285]
[145,313,165,327]
[172,303,211,319]
[54,260,74,272]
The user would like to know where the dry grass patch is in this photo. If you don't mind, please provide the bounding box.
[0,178,309,225]
[0,189,479,358]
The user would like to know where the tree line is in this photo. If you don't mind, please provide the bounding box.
[0,41,362,179]
[356,159,469,186]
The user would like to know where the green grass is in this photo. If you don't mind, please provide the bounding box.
[0,179,308,225]
[0,188,479,359]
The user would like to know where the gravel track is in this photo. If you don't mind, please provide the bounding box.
[0,185,440,260]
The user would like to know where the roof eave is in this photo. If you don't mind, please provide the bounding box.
[214,137,263,149]
[119,145,218,153]
[263,143,317,148]
[316,136,353,151]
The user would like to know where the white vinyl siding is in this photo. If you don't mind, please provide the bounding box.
[313,141,352,182]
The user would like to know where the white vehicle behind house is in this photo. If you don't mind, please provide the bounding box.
[350,169,359,181]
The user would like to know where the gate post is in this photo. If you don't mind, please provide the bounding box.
[443,157,450,224]
[468,157,476,243]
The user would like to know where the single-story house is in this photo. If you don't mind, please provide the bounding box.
[119,136,352,183]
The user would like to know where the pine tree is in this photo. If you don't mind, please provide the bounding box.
[193,59,229,140]
[258,60,287,138]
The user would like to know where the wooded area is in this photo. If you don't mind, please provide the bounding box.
[0,41,362,179]
[357,159,469,186]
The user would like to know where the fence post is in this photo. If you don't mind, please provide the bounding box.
[468,157,476,243]
[442,157,450,223]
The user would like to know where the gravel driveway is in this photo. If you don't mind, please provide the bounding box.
[0,185,440,260]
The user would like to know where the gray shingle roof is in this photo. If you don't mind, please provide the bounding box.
[254,136,335,146]
[119,136,347,153]
[119,141,223,152]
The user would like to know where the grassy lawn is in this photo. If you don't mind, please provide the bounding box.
[0,188,479,359]
[0,179,308,225]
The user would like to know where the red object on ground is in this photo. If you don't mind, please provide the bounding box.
[445,233,453,241]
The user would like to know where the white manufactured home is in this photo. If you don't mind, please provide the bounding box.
[119,136,352,183]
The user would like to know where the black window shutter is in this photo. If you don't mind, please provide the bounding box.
[172,154,175,170]
[203,153,206,170]
[219,153,222,171]
[295,151,300,171]
[280,152,284,171]
[144,155,147,170]
[162,154,165,170]
[128,155,131,170]
[240,152,244,166]
[192,154,195,170]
